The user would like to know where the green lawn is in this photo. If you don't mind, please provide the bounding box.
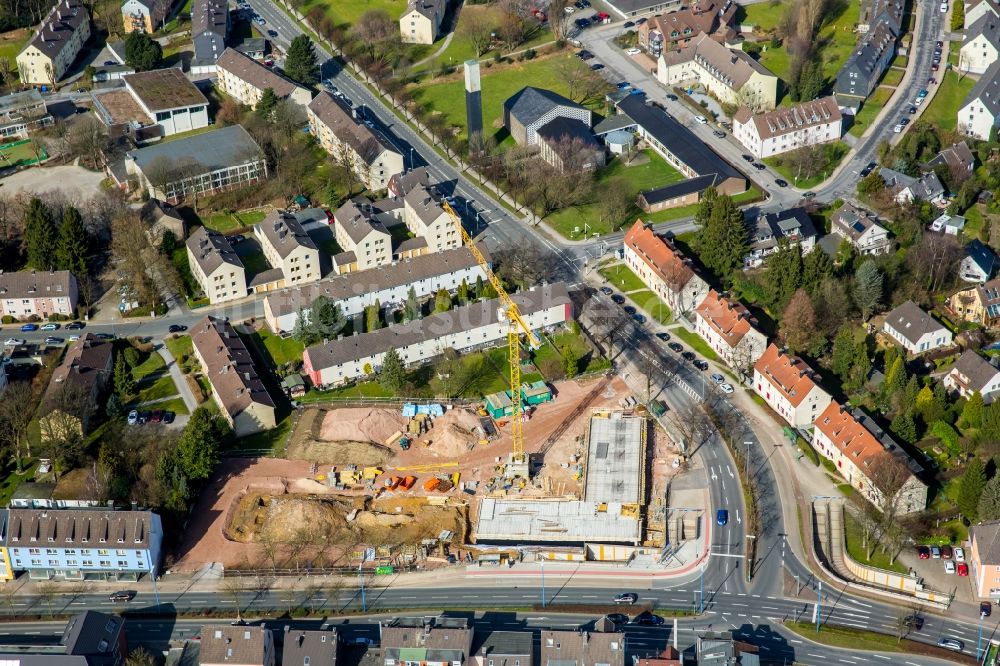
[315,235,342,256]
[411,54,605,142]
[848,87,893,138]
[629,289,672,324]
[297,0,407,31]
[763,141,849,188]
[597,263,647,293]
[201,209,269,233]
[145,396,190,415]
[131,351,166,381]
[231,413,294,454]
[741,0,789,31]
[0,139,47,167]
[844,510,908,574]
[165,334,193,360]
[136,374,179,404]
[891,55,908,68]
[0,461,38,508]
[668,326,721,363]
[0,29,29,86]
[920,70,976,132]
[784,622,932,655]
[547,151,685,239]
[251,329,305,368]
[881,68,904,86]
[239,250,271,278]
[532,326,611,378]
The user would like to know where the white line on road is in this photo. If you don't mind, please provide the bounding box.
[872,656,890,660]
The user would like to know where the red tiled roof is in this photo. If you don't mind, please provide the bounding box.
[814,401,885,468]
[695,289,757,348]
[753,344,819,407]
[624,220,696,290]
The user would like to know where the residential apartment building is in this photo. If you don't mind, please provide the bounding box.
[308,92,404,191]
[881,300,953,354]
[0,89,52,140]
[121,0,172,33]
[332,198,394,272]
[961,14,1000,74]
[263,244,489,333]
[858,0,904,34]
[471,631,532,666]
[124,124,267,203]
[960,59,1000,140]
[216,48,312,110]
[283,628,339,666]
[403,185,460,252]
[6,508,163,580]
[0,269,77,320]
[186,226,248,304]
[833,22,896,107]
[200,625,275,666]
[944,351,1000,403]
[380,617,473,666]
[191,0,229,75]
[656,32,779,110]
[813,401,927,514]
[637,0,738,55]
[191,315,276,436]
[254,210,321,289]
[388,166,431,199]
[38,333,113,442]
[946,278,1000,326]
[0,611,129,665]
[399,0,449,44]
[971,520,1000,599]
[694,289,767,375]
[121,68,209,137]
[753,344,833,428]
[304,283,571,387]
[606,0,683,18]
[968,0,1000,28]
[623,220,710,317]
[540,628,626,666]
[16,0,91,86]
[830,203,891,256]
[732,96,842,159]
[746,208,817,268]
[503,87,593,146]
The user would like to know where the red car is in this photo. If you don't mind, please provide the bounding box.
[150,409,163,424]
[918,546,930,559]
[958,563,969,576]
[942,545,954,559]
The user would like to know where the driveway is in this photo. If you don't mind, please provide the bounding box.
[0,165,106,199]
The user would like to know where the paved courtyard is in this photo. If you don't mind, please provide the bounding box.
[0,165,107,199]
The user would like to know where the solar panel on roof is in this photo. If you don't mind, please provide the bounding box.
[852,221,866,233]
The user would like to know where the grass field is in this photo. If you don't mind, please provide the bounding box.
[165,334,193,360]
[598,263,647,293]
[668,326,721,363]
[0,139,46,168]
[144,396,190,415]
[881,68,904,86]
[848,87,893,137]
[136,374,179,404]
[740,0,788,31]
[251,328,305,368]
[920,70,976,132]
[785,622,923,654]
[844,510,908,573]
[411,54,604,142]
[201,209,268,233]
[131,351,166,381]
[629,289,672,324]
[0,29,29,86]
[763,141,848,188]
[546,151,685,238]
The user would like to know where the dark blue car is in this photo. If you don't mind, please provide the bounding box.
[717,509,728,526]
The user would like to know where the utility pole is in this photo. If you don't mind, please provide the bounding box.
[815,580,822,634]
[541,558,546,608]
[744,441,752,480]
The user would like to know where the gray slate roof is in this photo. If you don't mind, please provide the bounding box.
[950,351,1000,394]
[191,315,276,419]
[832,202,884,241]
[403,184,446,226]
[965,58,1000,116]
[880,167,945,201]
[389,167,433,197]
[200,625,270,665]
[334,198,391,245]
[504,87,585,128]
[929,141,976,172]
[0,269,75,300]
[62,611,124,661]
[536,117,603,149]
[592,114,637,135]
[965,13,1000,51]
[187,225,244,277]
[473,631,532,659]
[7,508,156,548]
[257,210,318,259]
[191,0,229,64]
[218,48,309,100]
[966,238,997,277]
[282,628,338,666]
[304,283,569,370]
[127,124,263,173]
[640,174,722,205]
[973,520,1000,565]
[309,92,399,166]
[25,0,89,63]
[884,300,946,344]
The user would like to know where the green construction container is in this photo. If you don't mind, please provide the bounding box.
[520,380,552,406]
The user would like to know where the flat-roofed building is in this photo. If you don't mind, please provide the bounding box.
[0,89,52,140]
[120,68,209,137]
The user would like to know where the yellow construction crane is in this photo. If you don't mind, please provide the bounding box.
[442,201,539,475]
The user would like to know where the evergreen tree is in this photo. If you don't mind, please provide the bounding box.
[481,279,497,299]
[380,348,405,394]
[404,286,421,322]
[854,260,884,320]
[857,171,886,197]
[457,278,469,304]
[56,206,89,275]
[475,275,485,300]
[256,88,279,119]
[366,301,383,332]
[292,309,318,346]
[311,295,346,339]
[958,457,987,520]
[114,356,135,398]
[984,402,1000,441]
[764,241,802,309]
[846,349,871,393]
[563,345,578,378]
[901,374,920,413]
[802,246,834,294]
[435,288,452,312]
[159,230,178,255]
[285,35,319,85]
[884,356,906,400]
[106,393,124,419]
[123,32,162,71]
[694,190,749,279]
[914,385,937,424]
[964,391,985,429]
[979,474,1000,521]
[23,197,56,270]
[176,407,229,482]
[831,325,856,379]
[890,409,917,443]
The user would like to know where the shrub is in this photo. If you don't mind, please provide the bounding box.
[1,315,14,324]
[47,313,68,322]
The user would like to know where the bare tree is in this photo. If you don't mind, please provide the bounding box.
[908,232,962,294]
[352,9,401,73]
[66,115,108,169]
[84,461,111,501]
[667,403,714,456]
[221,576,249,621]
[0,381,36,468]
[35,582,59,617]
[547,0,572,39]
[555,57,590,102]
[0,57,9,93]
[599,178,635,231]
[460,10,495,57]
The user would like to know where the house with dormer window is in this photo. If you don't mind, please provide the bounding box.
[753,344,832,428]
[745,208,817,267]
[882,300,953,354]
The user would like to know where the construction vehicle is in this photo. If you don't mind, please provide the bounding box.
[399,437,411,450]
[424,478,440,492]
[443,201,539,481]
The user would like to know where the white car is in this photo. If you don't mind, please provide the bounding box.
[694,115,708,124]
[914,96,924,106]
[940,2,948,11]
[626,48,641,55]
[955,547,966,562]
[40,323,59,331]
[3,338,25,346]
[945,560,956,574]
[564,5,576,12]
[720,383,735,395]
[69,334,81,342]
[893,123,904,133]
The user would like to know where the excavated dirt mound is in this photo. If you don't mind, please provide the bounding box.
[424,408,485,458]
[285,407,397,465]
[320,408,407,443]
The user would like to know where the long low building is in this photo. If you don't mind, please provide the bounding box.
[303,282,572,387]
[263,244,490,333]
[475,498,642,545]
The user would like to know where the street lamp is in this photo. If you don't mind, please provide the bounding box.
[745,534,756,583]
[358,559,367,613]
[540,558,546,608]
[743,441,752,480]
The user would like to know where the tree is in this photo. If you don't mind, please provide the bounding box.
[979,474,1000,521]
[964,391,985,428]
[694,190,749,279]
[366,300,382,332]
[802,246,834,294]
[285,35,319,85]
[457,279,469,305]
[176,407,230,482]
[854,260,883,320]
[256,88,280,120]
[159,229,178,256]
[952,0,965,31]
[56,206,89,275]
[125,647,157,666]
[890,409,916,444]
[958,457,987,520]
[380,348,405,394]
[857,170,885,197]
[404,286,421,322]
[0,382,35,470]
[598,177,635,231]
[459,8,494,57]
[563,345,579,378]
[311,295,347,339]
[831,325,856,379]
[435,288,452,313]
[23,197,56,270]
[114,356,136,399]
[123,32,162,71]
[908,233,962,293]
[780,289,818,353]
[763,241,803,309]
[106,393,124,420]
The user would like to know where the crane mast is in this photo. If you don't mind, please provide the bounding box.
[441,201,539,475]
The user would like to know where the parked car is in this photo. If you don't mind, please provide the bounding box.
[617,81,631,89]
[802,191,816,199]
[693,360,709,371]
[694,115,707,124]
[138,411,151,424]
[742,154,754,162]
[860,161,877,177]
[918,88,928,98]
[564,5,576,13]
[575,17,591,28]
[127,410,139,426]
[611,294,625,304]
[955,547,965,562]
[753,162,766,170]
[632,613,664,626]
[109,590,135,602]
[668,342,683,353]
[168,324,188,333]
[944,560,956,574]
[931,62,939,71]
[917,545,930,559]
[636,17,646,24]
[941,545,953,559]
[940,2,948,11]
[625,47,641,55]
[69,335,80,342]
[623,305,637,315]
[613,592,638,605]
[162,411,175,424]
[655,332,671,341]
[623,20,635,28]
[66,321,84,330]
[19,323,37,332]
[590,63,604,70]
[605,613,629,626]
[95,333,114,340]
[629,88,645,96]
[632,313,646,324]
[600,287,614,296]
[44,337,63,345]
[711,373,725,384]
[716,509,728,525]
[931,545,941,558]
[958,563,969,576]
[908,106,917,114]
[713,130,726,138]
[983,602,993,617]
[893,123,904,133]
[665,93,678,101]
[40,323,59,331]
[267,29,277,37]
[3,338,25,346]
[150,410,164,424]
[720,383,735,394]
[938,638,963,651]
[681,351,695,361]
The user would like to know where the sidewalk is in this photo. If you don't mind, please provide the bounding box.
[158,345,199,412]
